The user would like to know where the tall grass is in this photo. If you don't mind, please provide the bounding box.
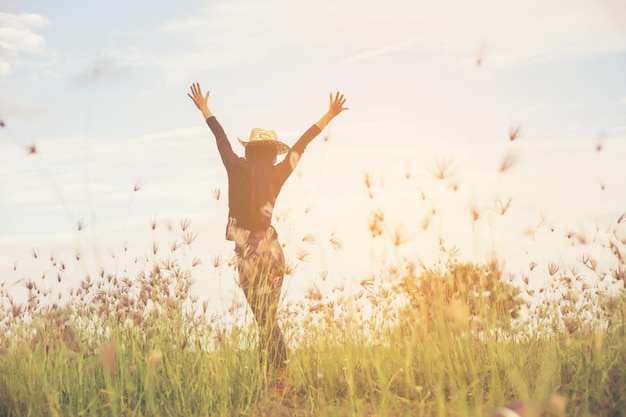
[1,148,626,416]
[1,206,625,416]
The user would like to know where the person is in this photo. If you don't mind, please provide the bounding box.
[187,83,348,388]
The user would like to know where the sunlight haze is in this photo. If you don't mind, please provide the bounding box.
[1,0,625,311]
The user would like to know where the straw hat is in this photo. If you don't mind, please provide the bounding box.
[238,128,290,155]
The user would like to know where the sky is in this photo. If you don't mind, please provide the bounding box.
[1,0,625,312]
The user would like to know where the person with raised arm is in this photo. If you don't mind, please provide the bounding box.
[188,83,348,393]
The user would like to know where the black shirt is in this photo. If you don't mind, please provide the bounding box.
[206,116,321,238]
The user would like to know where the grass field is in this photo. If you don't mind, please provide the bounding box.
[1,153,626,417]
[1,211,625,417]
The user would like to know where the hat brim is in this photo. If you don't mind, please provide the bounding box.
[238,138,290,155]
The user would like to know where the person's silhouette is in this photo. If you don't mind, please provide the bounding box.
[188,83,348,384]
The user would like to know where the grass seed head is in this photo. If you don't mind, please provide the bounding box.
[499,151,518,173]
[428,154,456,180]
[509,125,522,141]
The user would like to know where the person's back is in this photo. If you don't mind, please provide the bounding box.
[230,145,285,235]
[187,82,348,392]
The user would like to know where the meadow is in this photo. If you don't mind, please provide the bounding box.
[1,151,625,417]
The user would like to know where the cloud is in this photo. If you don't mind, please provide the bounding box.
[0,124,226,232]
[342,39,423,64]
[0,12,49,76]
[104,0,626,82]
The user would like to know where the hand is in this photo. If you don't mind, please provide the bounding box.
[187,82,209,110]
[328,91,348,117]
[314,91,348,131]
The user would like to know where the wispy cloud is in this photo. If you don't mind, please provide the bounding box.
[2,0,624,249]
[0,12,49,76]
[0,122,229,236]
[108,0,626,79]
[342,39,422,64]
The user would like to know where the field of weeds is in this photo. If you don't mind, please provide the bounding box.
[1,174,625,417]
[1,114,625,417]
[3,2,626,416]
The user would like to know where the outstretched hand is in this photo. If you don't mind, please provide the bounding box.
[315,91,348,131]
[328,91,348,117]
[188,82,209,110]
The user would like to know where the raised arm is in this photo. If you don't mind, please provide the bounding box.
[288,91,349,156]
[315,91,349,131]
[187,82,213,120]
[187,83,241,169]
[276,91,348,179]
